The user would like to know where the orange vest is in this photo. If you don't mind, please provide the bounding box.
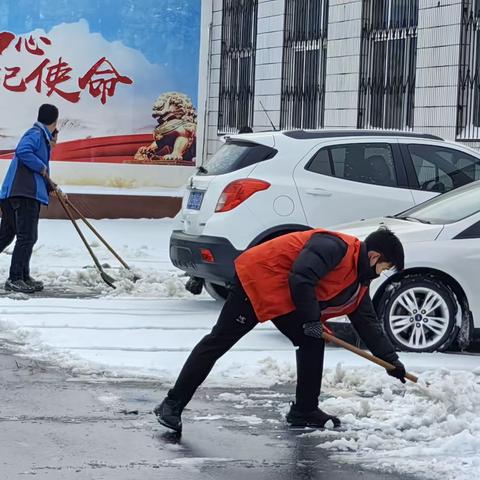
[234,229,368,323]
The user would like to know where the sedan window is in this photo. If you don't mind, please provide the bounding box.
[396,181,480,224]
[408,144,480,192]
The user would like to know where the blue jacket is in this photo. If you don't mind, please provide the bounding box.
[0,122,52,205]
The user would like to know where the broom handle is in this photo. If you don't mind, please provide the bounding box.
[46,177,131,270]
[54,189,104,273]
[322,332,418,383]
[64,198,131,270]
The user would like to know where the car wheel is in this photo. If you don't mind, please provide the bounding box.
[204,281,229,301]
[379,276,457,352]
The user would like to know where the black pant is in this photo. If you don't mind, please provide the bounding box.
[0,197,40,281]
[169,283,325,412]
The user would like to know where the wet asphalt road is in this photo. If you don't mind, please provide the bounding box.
[0,348,416,480]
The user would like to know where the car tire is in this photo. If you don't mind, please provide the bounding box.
[204,281,229,301]
[378,275,458,353]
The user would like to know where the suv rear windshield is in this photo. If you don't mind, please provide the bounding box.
[199,141,277,176]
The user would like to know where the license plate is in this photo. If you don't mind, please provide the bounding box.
[187,191,204,210]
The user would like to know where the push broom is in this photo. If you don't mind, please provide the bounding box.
[47,177,139,288]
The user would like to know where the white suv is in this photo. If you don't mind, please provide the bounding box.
[170,130,480,298]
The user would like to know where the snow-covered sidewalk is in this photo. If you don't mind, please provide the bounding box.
[0,218,479,479]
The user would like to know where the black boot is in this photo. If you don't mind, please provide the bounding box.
[185,276,204,295]
[4,279,35,294]
[294,345,325,412]
[287,345,340,428]
[154,395,184,432]
[286,402,341,428]
[24,276,44,292]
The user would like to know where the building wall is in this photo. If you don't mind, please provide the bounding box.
[201,0,223,160]
[324,0,363,129]
[196,0,214,165]
[253,0,285,131]
[198,0,470,163]
[414,0,463,141]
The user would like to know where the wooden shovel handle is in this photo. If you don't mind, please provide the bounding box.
[322,332,418,383]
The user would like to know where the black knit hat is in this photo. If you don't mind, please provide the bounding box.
[365,226,405,271]
[37,104,59,125]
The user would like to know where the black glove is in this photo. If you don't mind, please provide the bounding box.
[303,321,324,339]
[387,360,406,384]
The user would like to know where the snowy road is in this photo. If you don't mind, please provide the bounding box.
[0,218,479,479]
[0,351,413,480]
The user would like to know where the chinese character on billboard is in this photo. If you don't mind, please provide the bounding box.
[0,0,200,186]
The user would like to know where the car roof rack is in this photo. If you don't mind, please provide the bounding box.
[282,130,444,141]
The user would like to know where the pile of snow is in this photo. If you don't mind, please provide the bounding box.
[172,371,480,480]
[0,218,191,298]
[306,365,480,480]
[0,263,191,299]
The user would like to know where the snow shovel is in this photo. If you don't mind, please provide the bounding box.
[322,332,418,383]
[48,181,116,288]
[47,178,140,284]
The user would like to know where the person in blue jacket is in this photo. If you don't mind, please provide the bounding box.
[0,104,59,293]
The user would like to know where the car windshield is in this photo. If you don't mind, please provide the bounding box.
[199,140,277,176]
[395,181,480,224]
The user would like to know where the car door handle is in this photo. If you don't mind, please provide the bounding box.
[305,188,332,197]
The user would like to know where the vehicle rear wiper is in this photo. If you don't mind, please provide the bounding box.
[197,165,208,174]
[396,216,431,224]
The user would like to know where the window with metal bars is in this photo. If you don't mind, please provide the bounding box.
[217,0,258,134]
[358,0,418,130]
[457,0,480,140]
[280,0,329,130]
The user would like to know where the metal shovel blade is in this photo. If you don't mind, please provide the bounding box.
[100,271,117,289]
[131,273,141,283]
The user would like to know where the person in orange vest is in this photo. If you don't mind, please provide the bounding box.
[154,227,407,433]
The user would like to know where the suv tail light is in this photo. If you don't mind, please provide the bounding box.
[215,179,271,213]
[200,248,215,263]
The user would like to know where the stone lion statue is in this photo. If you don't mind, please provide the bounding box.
[133,92,197,164]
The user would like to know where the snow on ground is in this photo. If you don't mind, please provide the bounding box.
[0,218,479,479]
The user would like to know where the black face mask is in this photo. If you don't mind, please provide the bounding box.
[367,260,380,280]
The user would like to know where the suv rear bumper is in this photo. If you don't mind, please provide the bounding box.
[170,230,241,285]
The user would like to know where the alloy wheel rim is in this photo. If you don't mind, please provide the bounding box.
[388,287,450,349]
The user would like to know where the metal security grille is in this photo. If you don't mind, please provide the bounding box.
[457,0,480,140]
[280,0,329,130]
[217,0,258,134]
[358,0,418,130]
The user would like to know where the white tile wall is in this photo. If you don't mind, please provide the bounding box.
[324,90,359,110]
[324,0,362,129]
[420,0,460,8]
[415,106,458,127]
[199,0,470,160]
[414,0,462,140]
[253,0,285,131]
[257,0,284,17]
[256,30,284,49]
[414,86,458,107]
[255,46,283,65]
[255,63,283,81]
[257,14,284,33]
